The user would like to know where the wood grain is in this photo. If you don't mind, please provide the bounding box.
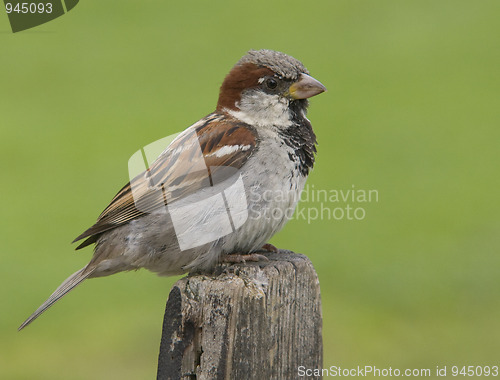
[157,250,323,380]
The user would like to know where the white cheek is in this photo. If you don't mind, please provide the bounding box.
[227,92,292,128]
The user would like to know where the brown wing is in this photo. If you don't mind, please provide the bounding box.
[73,113,258,249]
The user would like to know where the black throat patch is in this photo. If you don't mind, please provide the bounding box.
[279,100,318,177]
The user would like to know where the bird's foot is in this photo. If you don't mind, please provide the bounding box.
[260,243,279,253]
[223,253,270,264]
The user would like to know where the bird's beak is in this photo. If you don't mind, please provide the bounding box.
[288,73,327,100]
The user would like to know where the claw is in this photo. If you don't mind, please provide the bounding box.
[223,253,270,263]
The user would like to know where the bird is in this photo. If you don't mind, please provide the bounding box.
[19,49,326,330]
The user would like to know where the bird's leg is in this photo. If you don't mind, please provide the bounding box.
[222,243,278,264]
[222,252,270,263]
[260,243,279,253]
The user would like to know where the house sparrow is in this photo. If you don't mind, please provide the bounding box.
[19,49,326,330]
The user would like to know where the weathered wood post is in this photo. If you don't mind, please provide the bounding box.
[157,250,322,380]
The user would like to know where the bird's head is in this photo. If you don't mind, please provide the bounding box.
[216,49,326,128]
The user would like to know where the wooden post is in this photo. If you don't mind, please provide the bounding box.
[157,250,323,380]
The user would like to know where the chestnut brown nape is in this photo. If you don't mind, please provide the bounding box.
[216,63,274,112]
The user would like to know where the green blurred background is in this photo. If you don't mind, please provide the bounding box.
[1,1,499,378]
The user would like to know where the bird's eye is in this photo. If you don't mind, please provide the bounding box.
[266,78,278,89]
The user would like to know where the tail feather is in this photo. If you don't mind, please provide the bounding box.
[18,267,94,331]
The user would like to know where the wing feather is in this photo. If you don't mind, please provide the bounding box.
[73,113,258,247]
